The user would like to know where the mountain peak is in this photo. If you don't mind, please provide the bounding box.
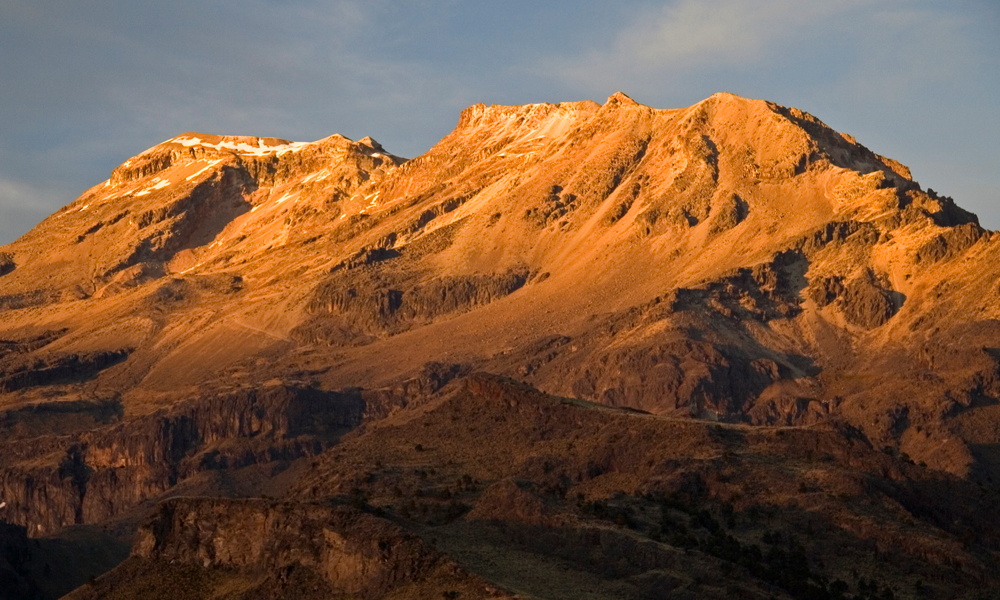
[2,93,992,412]
[0,92,998,598]
[356,136,385,152]
[604,91,639,106]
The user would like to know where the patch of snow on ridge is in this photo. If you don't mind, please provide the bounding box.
[135,178,171,196]
[168,136,311,157]
[186,159,223,181]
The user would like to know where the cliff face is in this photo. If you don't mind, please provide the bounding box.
[65,498,509,600]
[0,359,463,537]
[0,385,368,535]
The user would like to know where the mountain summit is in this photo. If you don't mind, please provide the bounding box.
[1,93,999,598]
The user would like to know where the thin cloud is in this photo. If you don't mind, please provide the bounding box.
[548,0,865,90]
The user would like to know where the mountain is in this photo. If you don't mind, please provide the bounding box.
[1,92,999,599]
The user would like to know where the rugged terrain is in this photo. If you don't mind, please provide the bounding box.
[1,92,999,598]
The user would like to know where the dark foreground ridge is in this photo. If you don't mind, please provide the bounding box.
[49,375,1000,599]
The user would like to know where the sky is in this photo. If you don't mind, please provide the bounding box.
[1,0,998,243]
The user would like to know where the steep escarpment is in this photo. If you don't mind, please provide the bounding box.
[295,266,531,344]
[0,350,130,394]
[117,498,502,600]
[0,360,464,536]
[65,498,509,600]
[0,385,366,535]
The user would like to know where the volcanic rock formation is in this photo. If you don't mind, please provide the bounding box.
[1,92,999,598]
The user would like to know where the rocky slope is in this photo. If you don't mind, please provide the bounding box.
[69,375,1000,599]
[65,498,509,600]
[0,92,998,598]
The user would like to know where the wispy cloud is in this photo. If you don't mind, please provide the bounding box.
[546,0,865,92]
[619,1,846,66]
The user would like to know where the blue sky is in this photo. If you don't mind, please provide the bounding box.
[1,0,998,242]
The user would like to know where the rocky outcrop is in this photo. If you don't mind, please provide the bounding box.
[812,270,902,329]
[671,250,808,322]
[138,500,442,595]
[914,222,984,264]
[570,338,783,418]
[67,498,508,600]
[0,350,130,393]
[0,253,14,278]
[0,385,366,535]
[0,398,123,442]
[297,267,530,344]
[0,330,65,360]
[0,289,64,311]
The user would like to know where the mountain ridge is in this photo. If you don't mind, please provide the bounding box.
[2,91,1000,598]
[1,93,996,427]
[0,89,998,511]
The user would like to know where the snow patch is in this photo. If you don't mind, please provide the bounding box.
[301,167,333,183]
[186,159,223,181]
[168,136,311,157]
[135,178,171,196]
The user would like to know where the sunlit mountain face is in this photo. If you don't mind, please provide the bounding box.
[2,93,999,600]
